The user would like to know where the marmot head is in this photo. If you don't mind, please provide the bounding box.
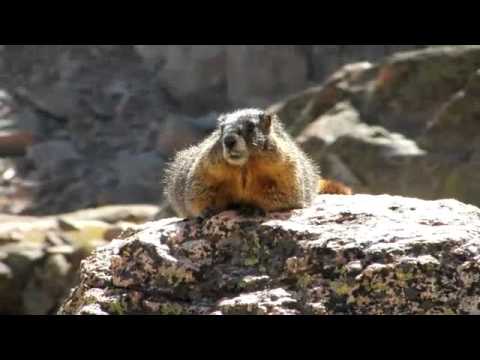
[218,109,274,166]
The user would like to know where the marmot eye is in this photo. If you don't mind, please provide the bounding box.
[245,121,255,133]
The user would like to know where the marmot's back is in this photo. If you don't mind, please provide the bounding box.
[164,130,221,217]
[164,146,197,217]
[164,109,351,219]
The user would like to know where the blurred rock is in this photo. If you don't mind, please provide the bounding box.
[0,204,159,314]
[227,45,308,107]
[421,68,480,152]
[58,204,159,224]
[156,113,216,155]
[27,140,82,175]
[364,45,480,135]
[22,253,73,315]
[134,45,168,69]
[157,45,227,113]
[270,45,480,208]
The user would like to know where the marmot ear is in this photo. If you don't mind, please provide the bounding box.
[259,113,274,131]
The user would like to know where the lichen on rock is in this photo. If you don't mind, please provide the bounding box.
[58,194,480,315]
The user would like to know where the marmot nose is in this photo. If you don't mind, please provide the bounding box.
[223,135,237,149]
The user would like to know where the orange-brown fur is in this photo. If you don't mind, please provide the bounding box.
[188,154,301,216]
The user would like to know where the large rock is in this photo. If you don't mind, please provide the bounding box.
[421,68,480,151]
[364,45,480,135]
[308,45,426,82]
[59,195,480,315]
[270,45,480,209]
[297,101,428,195]
[269,62,378,136]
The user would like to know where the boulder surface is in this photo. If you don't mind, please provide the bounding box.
[59,195,480,315]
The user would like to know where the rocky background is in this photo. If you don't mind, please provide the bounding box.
[0,45,430,215]
[1,44,479,314]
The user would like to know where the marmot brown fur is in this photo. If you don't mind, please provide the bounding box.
[164,109,352,219]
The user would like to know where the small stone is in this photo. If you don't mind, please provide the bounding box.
[46,254,72,280]
[57,218,81,231]
[44,232,69,247]
[103,222,138,241]
[0,261,12,280]
[345,260,363,275]
[46,245,75,256]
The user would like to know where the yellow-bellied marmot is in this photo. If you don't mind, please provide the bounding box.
[164,109,352,219]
